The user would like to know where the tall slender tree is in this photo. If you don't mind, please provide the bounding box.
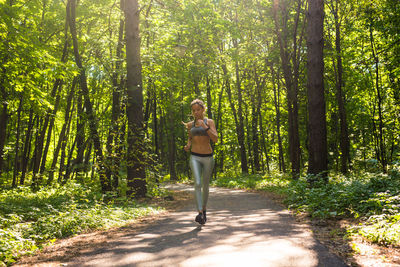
[329,0,350,174]
[306,0,328,178]
[125,0,147,198]
[68,0,111,192]
[272,0,304,177]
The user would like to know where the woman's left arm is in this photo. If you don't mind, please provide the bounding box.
[205,119,218,143]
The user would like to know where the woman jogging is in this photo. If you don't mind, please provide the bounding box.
[182,99,218,225]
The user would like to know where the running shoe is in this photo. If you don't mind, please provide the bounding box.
[195,212,205,225]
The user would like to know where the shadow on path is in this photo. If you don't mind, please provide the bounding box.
[63,184,348,267]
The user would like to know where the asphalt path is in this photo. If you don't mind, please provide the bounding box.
[62,184,348,267]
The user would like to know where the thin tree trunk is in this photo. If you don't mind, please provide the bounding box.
[272,0,302,177]
[125,0,147,197]
[259,111,270,173]
[58,106,73,183]
[12,93,23,187]
[369,14,386,172]
[193,75,201,97]
[306,0,328,178]
[40,30,70,175]
[245,110,253,173]
[68,0,110,192]
[63,137,77,183]
[253,68,265,172]
[74,91,85,175]
[40,82,64,174]
[48,78,76,184]
[330,0,350,173]
[20,109,34,185]
[222,63,248,173]
[106,15,124,190]
[0,81,8,178]
[234,43,248,174]
[206,75,213,119]
[31,116,44,186]
[214,83,224,177]
[33,46,68,183]
[153,89,159,156]
[270,64,286,172]
[166,91,177,180]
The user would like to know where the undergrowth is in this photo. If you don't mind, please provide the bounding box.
[0,181,165,266]
[212,167,400,247]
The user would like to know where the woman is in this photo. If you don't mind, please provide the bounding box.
[182,99,218,225]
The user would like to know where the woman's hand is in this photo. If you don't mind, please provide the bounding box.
[182,121,190,129]
[184,142,191,152]
[196,119,209,129]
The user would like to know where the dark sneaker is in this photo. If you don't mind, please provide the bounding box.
[195,212,205,225]
[203,210,207,223]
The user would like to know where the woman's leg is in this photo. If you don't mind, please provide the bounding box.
[189,155,204,211]
[201,156,214,210]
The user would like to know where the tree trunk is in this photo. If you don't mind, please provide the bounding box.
[215,85,224,176]
[0,82,8,178]
[40,82,63,174]
[234,43,248,174]
[68,0,110,192]
[272,0,302,177]
[40,36,69,175]
[306,0,328,178]
[12,93,23,187]
[20,109,35,185]
[253,68,265,172]
[368,13,386,172]
[63,137,77,183]
[48,78,76,184]
[206,75,213,119]
[245,110,253,173]
[222,63,248,173]
[106,15,124,190]
[330,0,350,174]
[33,54,67,183]
[58,101,73,183]
[153,90,159,156]
[270,64,286,172]
[74,91,86,176]
[125,0,147,198]
[259,111,270,173]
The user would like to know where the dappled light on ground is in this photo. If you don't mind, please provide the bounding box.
[61,185,346,267]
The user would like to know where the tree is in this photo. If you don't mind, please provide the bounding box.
[125,0,147,198]
[68,0,111,192]
[272,0,305,177]
[306,0,328,178]
[328,0,350,174]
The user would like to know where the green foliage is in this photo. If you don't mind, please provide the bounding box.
[355,214,400,246]
[0,181,162,266]
[214,170,400,246]
[212,170,290,193]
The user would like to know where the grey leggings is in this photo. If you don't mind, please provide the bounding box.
[189,154,214,212]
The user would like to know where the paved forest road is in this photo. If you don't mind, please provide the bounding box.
[64,184,348,267]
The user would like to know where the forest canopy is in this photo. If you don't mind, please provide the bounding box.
[0,0,399,193]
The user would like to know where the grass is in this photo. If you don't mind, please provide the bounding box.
[0,181,166,266]
[211,167,400,248]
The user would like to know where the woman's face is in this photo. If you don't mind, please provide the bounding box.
[191,104,204,119]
